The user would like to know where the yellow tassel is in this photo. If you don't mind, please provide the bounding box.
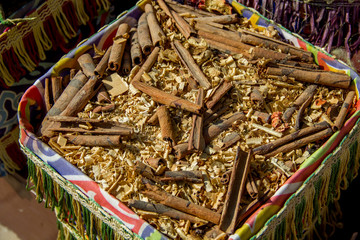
[72,0,90,25]
[319,165,331,209]
[13,39,37,72]
[303,184,315,231]
[0,55,15,86]
[97,0,111,12]
[0,127,22,173]
[50,1,77,43]
[33,22,53,61]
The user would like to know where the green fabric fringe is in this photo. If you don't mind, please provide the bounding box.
[26,158,118,240]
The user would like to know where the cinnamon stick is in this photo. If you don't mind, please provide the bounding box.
[196,23,294,61]
[45,116,133,136]
[132,80,203,114]
[157,105,176,145]
[130,28,143,66]
[121,43,132,75]
[65,135,121,147]
[172,40,211,89]
[193,14,239,24]
[128,200,207,224]
[94,46,112,77]
[44,78,52,112]
[170,9,195,39]
[203,103,228,126]
[60,76,100,116]
[295,91,314,130]
[161,170,203,183]
[253,121,330,155]
[219,148,252,234]
[179,69,198,89]
[173,142,194,159]
[144,157,166,170]
[240,32,313,62]
[78,53,96,77]
[134,162,165,185]
[206,80,233,109]
[203,112,246,143]
[130,46,159,83]
[147,112,159,125]
[218,132,241,150]
[46,71,88,116]
[266,67,351,89]
[51,76,63,103]
[145,3,166,46]
[333,91,355,131]
[282,84,317,122]
[188,88,205,151]
[108,23,130,71]
[246,174,258,199]
[264,127,334,158]
[137,13,153,55]
[142,180,221,224]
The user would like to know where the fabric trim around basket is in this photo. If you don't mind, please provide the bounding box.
[17,1,360,240]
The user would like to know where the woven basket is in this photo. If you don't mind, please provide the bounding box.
[18,0,360,239]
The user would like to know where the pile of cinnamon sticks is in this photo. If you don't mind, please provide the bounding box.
[36,0,356,238]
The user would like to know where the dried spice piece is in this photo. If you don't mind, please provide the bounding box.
[217,132,241,151]
[205,80,233,109]
[51,76,63,103]
[134,162,165,185]
[108,23,130,71]
[188,88,205,151]
[45,116,133,136]
[295,90,315,130]
[203,103,229,126]
[282,85,318,122]
[333,91,356,131]
[44,78,52,112]
[266,67,351,89]
[130,28,143,66]
[60,76,101,117]
[121,43,132,75]
[246,174,258,199]
[145,3,166,46]
[132,80,203,114]
[65,135,121,147]
[157,105,176,145]
[137,13,154,55]
[239,31,313,62]
[130,46,159,83]
[161,170,203,183]
[264,128,334,158]
[253,121,330,155]
[129,200,208,224]
[204,112,246,143]
[142,179,221,224]
[78,53,96,77]
[219,148,252,234]
[193,14,239,24]
[46,71,88,116]
[173,142,194,159]
[96,85,112,104]
[172,40,211,89]
[94,46,112,77]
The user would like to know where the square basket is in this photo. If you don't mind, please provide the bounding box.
[18,0,360,239]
